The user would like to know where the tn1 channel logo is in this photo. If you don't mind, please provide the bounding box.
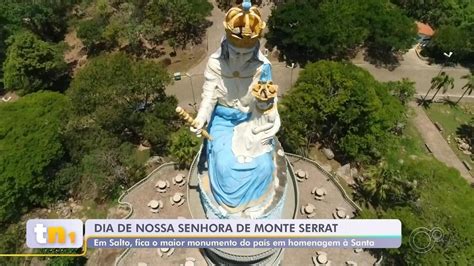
[26,219,83,248]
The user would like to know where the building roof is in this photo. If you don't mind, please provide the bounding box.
[416,21,435,37]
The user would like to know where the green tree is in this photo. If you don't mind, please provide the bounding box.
[76,0,211,54]
[64,54,177,201]
[79,2,164,55]
[170,128,201,168]
[357,118,474,264]
[391,0,473,28]
[2,31,68,95]
[428,25,474,63]
[363,0,417,57]
[457,73,474,104]
[77,18,107,52]
[0,1,72,42]
[146,0,212,48]
[266,1,368,63]
[370,158,474,264]
[385,78,416,105]
[429,71,455,102]
[59,120,148,201]
[67,52,177,151]
[279,61,405,163]
[40,248,87,266]
[0,91,69,224]
[392,0,474,63]
[266,0,416,65]
[62,143,145,201]
[0,223,25,264]
[356,161,419,209]
[0,14,6,89]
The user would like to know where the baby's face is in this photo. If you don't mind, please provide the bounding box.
[256,100,273,111]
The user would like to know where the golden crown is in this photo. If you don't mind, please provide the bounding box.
[224,0,266,49]
[252,81,278,102]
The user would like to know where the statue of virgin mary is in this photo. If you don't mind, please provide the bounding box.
[190,0,280,214]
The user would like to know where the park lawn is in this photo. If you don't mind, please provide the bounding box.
[381,105,433,165]
[134,148,151,165]
[399,114,431,158]
[424,103,474,175]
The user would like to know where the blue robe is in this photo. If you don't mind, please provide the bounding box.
[206,105,274,208]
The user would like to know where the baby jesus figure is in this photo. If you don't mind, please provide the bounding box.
[232,81,281,163]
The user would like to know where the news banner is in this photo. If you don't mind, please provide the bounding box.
[25,219,401,250]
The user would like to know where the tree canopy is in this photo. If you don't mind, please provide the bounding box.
[360,156,474,264]
[279,60,406,163]
[363,0,417,54]
[0,1,71,42]
[266,0,416,64]
[76,0,212,54]
[170,128,201,168]
[6,51,181,208]
[64,53,178,200]
[2,31,68,94]
[0,1,72,90]
[391,0,473,28]
[428,25,473,63]
[67,52,176,149]
[391,0,474,63]
[0,14,7,88]
[0,91,69,224]
[147,0,212,48]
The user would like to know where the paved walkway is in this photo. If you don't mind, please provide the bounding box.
[410,102,473,184]
[115,164,206,266]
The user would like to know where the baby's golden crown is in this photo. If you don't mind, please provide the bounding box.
[224,0,265,49]
[252,81,278,102]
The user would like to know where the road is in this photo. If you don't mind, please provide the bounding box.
[169,41,472,110]
[353,48,472,100]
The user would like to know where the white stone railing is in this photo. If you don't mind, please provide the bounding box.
[114,162,177,266]
[285,153,362,212]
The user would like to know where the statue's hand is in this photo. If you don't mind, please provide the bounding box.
[190,118,205,138]
[260,137,273,146]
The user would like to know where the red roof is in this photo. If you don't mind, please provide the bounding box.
[416,21,434,37]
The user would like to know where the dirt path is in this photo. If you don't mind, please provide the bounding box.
[410,102,473,184]
[63,29,87,75]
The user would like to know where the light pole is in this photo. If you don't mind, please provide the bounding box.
[287,62,295,90]
[290,62,295,87]
[185,72,197,112]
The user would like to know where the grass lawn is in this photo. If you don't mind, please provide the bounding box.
[424,103,474,175]
[134,148,151,165]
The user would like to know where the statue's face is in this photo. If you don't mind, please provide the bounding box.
[228,43,255,66]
